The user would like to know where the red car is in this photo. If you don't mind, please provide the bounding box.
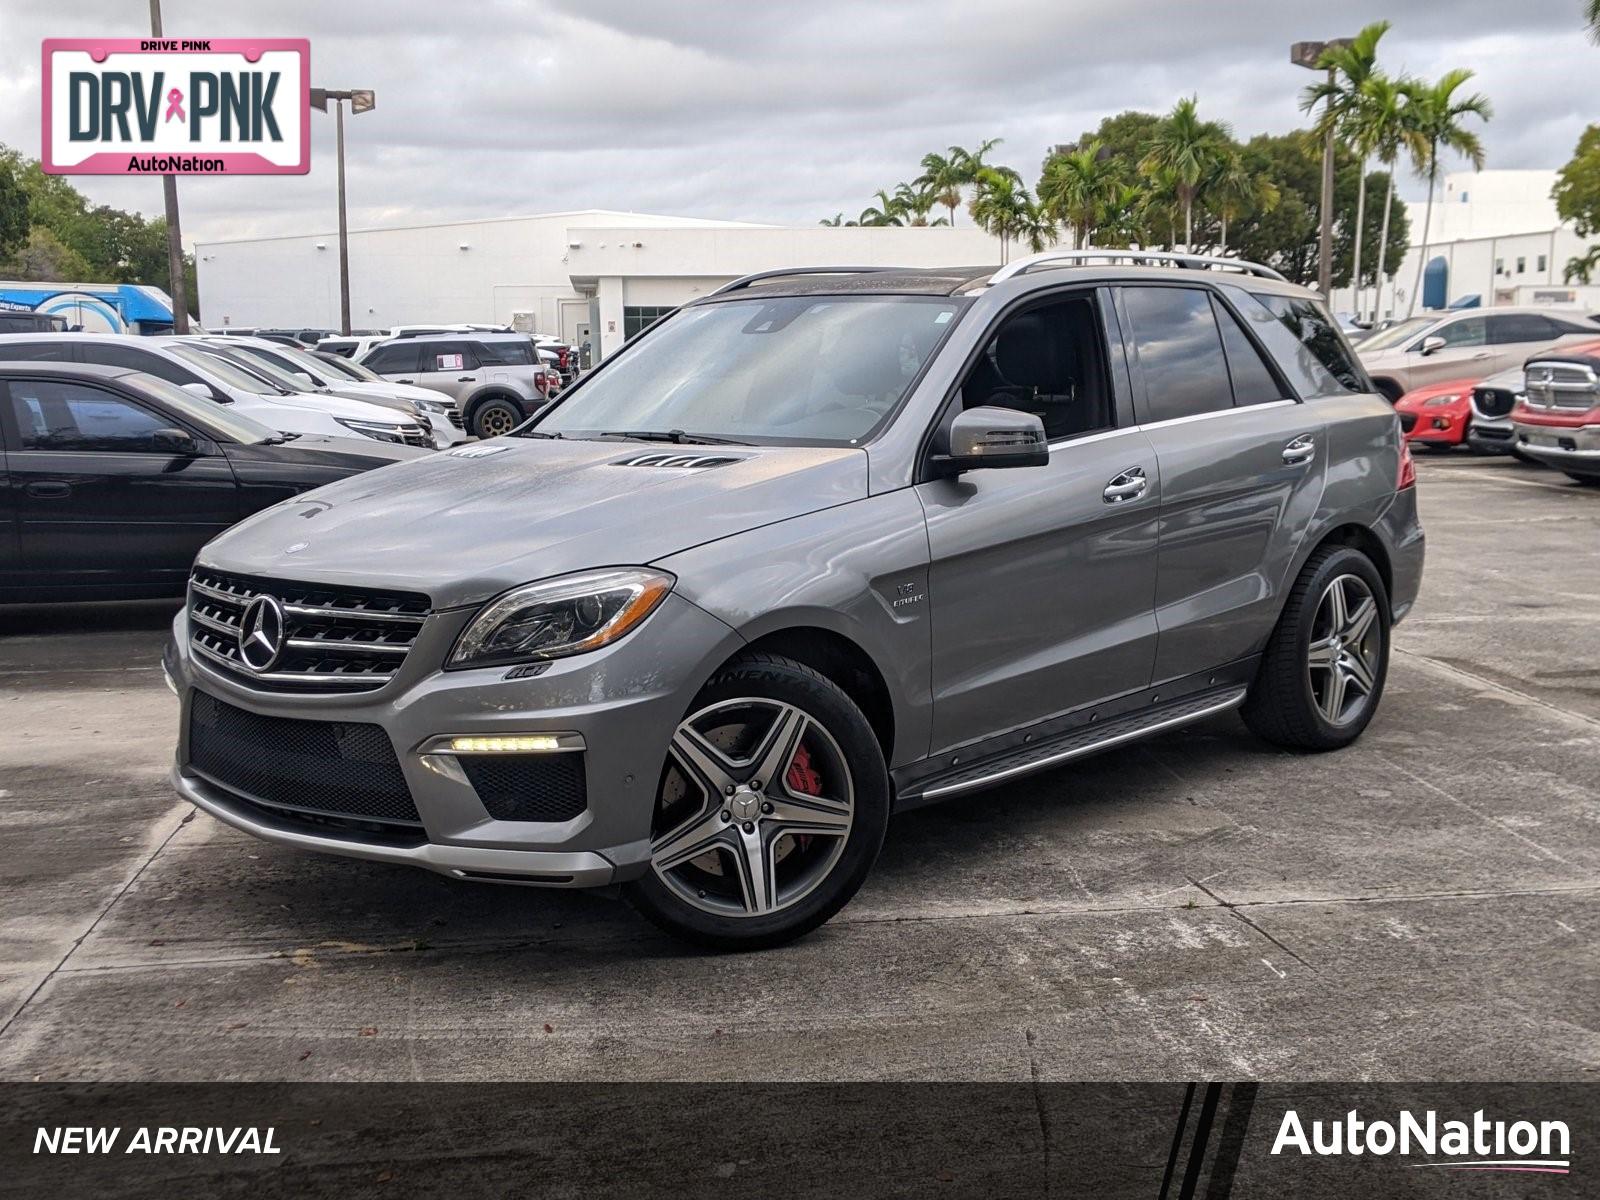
[1394,377,1480,449]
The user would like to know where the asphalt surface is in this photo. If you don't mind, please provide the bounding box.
[1,454,1596,1083]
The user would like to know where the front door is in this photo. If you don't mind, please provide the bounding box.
[918,289,1160,754]
[1,377,238,593]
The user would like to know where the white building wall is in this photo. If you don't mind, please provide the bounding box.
[1342,226,1592,320]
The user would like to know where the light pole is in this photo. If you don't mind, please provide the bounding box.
[149,0,189,332]
[310,87,375,336]
[1291,38,1351,299]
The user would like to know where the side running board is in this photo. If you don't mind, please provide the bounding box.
[903,687,1248,805]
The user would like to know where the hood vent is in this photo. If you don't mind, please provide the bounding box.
[612,452,742,470]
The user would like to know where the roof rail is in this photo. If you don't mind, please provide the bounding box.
[709,266,908,296]
[989,249,1287,286]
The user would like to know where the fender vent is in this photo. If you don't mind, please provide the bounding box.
[611,452,742,470]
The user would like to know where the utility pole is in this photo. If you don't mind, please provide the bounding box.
[310,88,375,336]
[1291,38,1353,299]
[149,0,190,331]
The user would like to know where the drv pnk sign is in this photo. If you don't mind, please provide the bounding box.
[42,38,309,175]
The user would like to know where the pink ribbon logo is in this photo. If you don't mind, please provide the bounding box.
[164,88,185,123]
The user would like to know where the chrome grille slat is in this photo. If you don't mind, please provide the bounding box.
[187,569,431,693]
[1525,362,1599,411]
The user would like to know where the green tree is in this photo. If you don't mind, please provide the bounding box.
[1403,70,1491,315]
[1565,245,1600,284]
[1205,148,1279,254]
[858,188,906,227]
[1037,141,1120,248]
[1588,0,1600,41]
[0,227,93,281]
[0,157,27,258]
[1553,124,1600,236]
[1358,74,1422,318]
[1140,96,1231,247]
[970,167,1050,260]
[915,149,968,227]
[1302,21,1390,318]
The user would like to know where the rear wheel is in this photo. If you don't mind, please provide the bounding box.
[470,396,522,439]
[1242,546,1390,751]
[624,653,889,951]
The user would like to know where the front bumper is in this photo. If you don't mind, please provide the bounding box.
[1513,418,1600,472]
[166,592,744,887]
[1466,416,1515,452]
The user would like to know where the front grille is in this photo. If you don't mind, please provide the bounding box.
[399,423,432,447]
[188,568,430,692]
[461,754,588,822]
[1473,387,1516,419]
[1525,362,1599,410]
[188,691,422,826]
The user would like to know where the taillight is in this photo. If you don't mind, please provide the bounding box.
[1397,438,1417,490]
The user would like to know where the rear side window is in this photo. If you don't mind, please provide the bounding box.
[364,343,421,373]
[0,339,74,362]
[426,341,480,371]
[1223,287,1368,397]
[1487,313,1555,344]
[76,341,196,385]
[1211,296,1288,406]
[1122,286,1233,422]
[475,340,535,366]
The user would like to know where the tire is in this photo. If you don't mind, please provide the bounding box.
[624,652,890,951]
[470,396,523,439]
[1242,545,1391,752]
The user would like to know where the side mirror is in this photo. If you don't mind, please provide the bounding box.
[932,406,1049,475]
[1419,335,1447,356]
[152,427,199,455]
[181,380,227,403]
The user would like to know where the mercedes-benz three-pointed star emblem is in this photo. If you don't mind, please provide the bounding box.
[237,594,286,672]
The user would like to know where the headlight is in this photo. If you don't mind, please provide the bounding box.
[1423,393,1462,407]
[336,417,407,442]
[414,399,450,416]
[447,568,675,669]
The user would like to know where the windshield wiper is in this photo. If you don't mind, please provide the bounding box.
[597,429,753,446]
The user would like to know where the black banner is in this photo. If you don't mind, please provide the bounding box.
[2,1083,1592,1197]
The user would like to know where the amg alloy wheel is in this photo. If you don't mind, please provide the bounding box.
[1242,545,1391,751]
[624,653,888,949]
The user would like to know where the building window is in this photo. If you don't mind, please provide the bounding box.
[623,305,676,341]
[1537,254,1548,273]
[1516,257,1526,274]
[1459,191,1468,203]
[1495,258,1504,275]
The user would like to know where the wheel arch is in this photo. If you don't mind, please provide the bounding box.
[1302,523,1394,613]
[461,387,528,429]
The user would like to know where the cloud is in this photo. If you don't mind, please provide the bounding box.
[2,0,1593,245]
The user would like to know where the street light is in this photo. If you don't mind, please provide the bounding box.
[1290,38,1352,299]
[310,87,375,336]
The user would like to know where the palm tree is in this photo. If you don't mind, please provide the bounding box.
[1357,74,1421,321]
[892,181,948,226]
[1206,150,1279,254]
[1038,140,1119,248]
[1301,21,1390,318]
[970,167,1050,261]
[1565,245,1600,284]
[916,150,966,226]
[818,213,854,227]
[1588,0,1600,41]
[1403,70,1491,315]
[857,189,907,227]
[1140,97,1230,248]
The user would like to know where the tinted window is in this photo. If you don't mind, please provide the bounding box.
[1223,287,1368,397]
[474,340,535,366]
[1487,314,1555,344]
[425,341,479,372]
[1434,316,1486,348]
[1122,286,1232,422]
[0,339,73,362]
[365,343,421,373]
[1212,296,1287,406]
[6,379,171,452]
[76,341,196,385]
[960,293,1113,440]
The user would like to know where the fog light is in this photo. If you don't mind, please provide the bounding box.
[449,735,562,753]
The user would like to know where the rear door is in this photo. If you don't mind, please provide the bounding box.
[0,376,238,593]
[1119,284,1326,686]
[410,340,483,403]
[1408,314,1496,389]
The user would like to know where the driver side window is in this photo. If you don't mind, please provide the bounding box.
[1434,317,1486,348]
[959,293,1113,441]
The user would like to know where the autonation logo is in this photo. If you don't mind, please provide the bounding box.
[1272,1108,1571,1175]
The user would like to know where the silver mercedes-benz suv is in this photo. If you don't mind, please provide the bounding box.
[166,252,1425,950]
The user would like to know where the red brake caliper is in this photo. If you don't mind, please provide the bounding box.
[786,742,823,795]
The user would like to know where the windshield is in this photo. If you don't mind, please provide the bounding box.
[1358,316,1436,353]
[202,344,318,393]
[127,373,278,443]
[167,343,293,395]
[533,295,962,445]
[243,342,339,386]
[320,354,378,381]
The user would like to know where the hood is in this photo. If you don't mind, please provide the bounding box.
[198,437,870,609]
[246,387,417,423]
[225,434,429,470]
[1395,377,1477,410]
[313,383,419,415]
[336,379,456,406]
[1526,336,1600,372]
[1477,365,1527,391]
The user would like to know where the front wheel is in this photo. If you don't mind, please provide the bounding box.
[1242,546,1391,751]
[470,397,523,439]
[624,653,889,951]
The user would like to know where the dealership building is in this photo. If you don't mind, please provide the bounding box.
[196,212,1007,359]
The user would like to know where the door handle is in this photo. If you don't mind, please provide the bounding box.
[457,376,476,382]
[396,378,415,384]
[1282,435,1317,465]
[1103,467,1148,504]
[26,480,72,499]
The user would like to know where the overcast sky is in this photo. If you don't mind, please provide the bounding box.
[2,0,1595,246]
